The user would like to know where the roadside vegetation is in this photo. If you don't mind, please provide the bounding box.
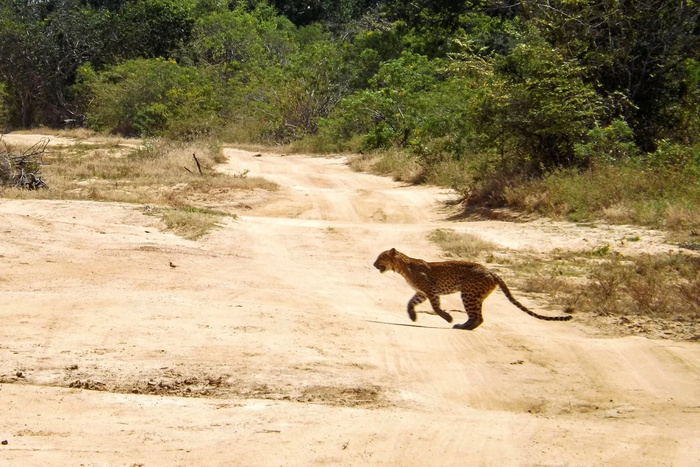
[2,0,696,231]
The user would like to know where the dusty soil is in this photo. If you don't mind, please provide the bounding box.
[1,136,699,466]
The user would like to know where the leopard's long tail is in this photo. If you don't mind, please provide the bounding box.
[494,274,572,322]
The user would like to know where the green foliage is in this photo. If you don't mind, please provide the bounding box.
[347,28,406,88]
[328,24,607,182]
[383,0,489,57]
[268,39,354,141]
[111,0,197,60]
[184,3,297,77]
[456,35,606,172]
[574,119,639,164]
[267,0,380,26]
[0,0,108,127]
[643,140,700,171]
[525,0,700,151]
[80,59,223,139]
[326,52,449,150]
[655,58,700,147]
[182,5,359,143]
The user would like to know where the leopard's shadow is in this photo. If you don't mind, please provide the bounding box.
[366,310,466,329]
[364,320,450,329]
[423,309,466,316]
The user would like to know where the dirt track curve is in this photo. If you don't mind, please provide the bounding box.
[1,142,699,466]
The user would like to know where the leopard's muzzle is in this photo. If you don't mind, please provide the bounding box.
[374,261,387,273]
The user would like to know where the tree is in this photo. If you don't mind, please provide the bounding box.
[266,0,380,26]
[184,3,297,79]
[110,0,197,60]
[522,0,700,150]
[0,0,106,127]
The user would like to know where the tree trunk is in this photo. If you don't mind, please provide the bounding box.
[21,91,33,128]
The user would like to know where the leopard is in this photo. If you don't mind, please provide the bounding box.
[373,248,572,330]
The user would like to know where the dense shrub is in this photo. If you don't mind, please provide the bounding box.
[324,52,448,150]
[504,160,700,229]
[79,59,223,139]
[266,39,355,141]
[111,0,197,60]
[184,4,298,77]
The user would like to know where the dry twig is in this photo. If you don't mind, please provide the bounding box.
[0,136,49,189]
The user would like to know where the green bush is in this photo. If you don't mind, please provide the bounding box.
[184,4,297,78]
[112,0,197,60]
[574,119,639,164]
[269,39,353,141]
[324,51,449,150]
[643,140,700,170]
[456,38,607,173]
[79,59,223,139]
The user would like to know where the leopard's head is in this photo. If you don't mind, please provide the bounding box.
[373,248,399,273]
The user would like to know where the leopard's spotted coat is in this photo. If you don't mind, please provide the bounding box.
[373,248,572,330]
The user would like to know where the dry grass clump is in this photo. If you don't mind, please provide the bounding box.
[346,153,380,173]
[518,265,582,298]
[512,251,700,340]
[8,128,137,147]
[428,228,498,260]
[0,138,277,238]
[2,139,277,203]
[585,254,700,318]
[664,205,700,231]
[509,249,700,320]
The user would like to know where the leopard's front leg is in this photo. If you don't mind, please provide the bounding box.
[427,294,453,323]
[407,292,427,322]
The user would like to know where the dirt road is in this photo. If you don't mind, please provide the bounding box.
[1,142,699,466]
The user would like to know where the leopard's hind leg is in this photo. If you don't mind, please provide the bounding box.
[453,284,495,330]
[453,300,483,330]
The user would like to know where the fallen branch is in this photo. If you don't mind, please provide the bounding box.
[0,136,49,189]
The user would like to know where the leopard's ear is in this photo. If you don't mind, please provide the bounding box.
[390,248,396,255]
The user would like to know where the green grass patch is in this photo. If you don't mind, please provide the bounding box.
[347,147,700,234]
[157,206,235,240]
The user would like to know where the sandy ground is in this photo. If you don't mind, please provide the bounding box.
[1,138,699,466]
